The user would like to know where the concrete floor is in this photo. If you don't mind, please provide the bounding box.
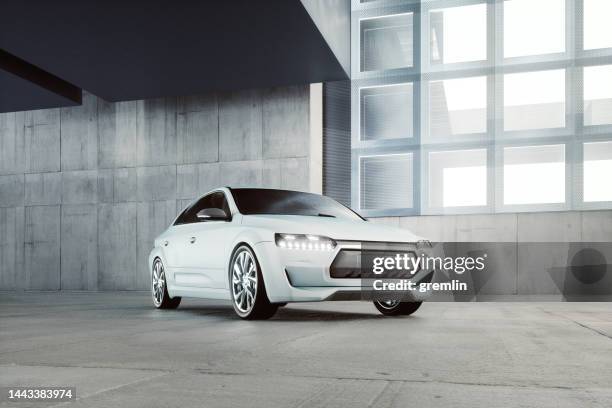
[1,293,611,408]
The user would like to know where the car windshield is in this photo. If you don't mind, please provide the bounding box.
[231,188,364,221]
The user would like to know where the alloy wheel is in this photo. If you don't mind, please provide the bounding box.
[376,299,400,310]
[152,260,166,307]
[231,250,258,314]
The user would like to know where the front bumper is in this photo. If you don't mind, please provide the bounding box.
[254,240,435,303]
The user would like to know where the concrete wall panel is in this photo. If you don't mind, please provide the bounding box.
[138,98,177,167]
[24,173,62,206]
[60,92,98,171]
[25,206,60,290]
[97,169,114,203]
[369,217,401,227]
[219,160,263,188]
[137,165,176,202]
[98,203,138,290]
[0,85,316,291]
[113,168,138,203]
[98,100,140,169]
[24,109,60,173]
[263,86,309,159]
[62,170,98,204]
[262,158,310,191]
[581,211,612,242]
[176,163,220,200]
[262,159,282,189]
[219,90,262,162]
[61,204,97,290]
[280,157,310,192]
[455,214,517,242]
[396,210,612,296]
[399,215,457,242]
[0,112,25,175]
[177,95,218,164]
[0,175,25,207]
[517,212,581,242]
[0,207,24,289]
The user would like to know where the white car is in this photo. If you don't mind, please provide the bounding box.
[149,188,434,319]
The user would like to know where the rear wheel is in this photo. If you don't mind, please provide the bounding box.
[152,258,181,309]
[374,300,422,316]
[230,245,278,320]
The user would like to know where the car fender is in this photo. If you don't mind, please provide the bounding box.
[226,227,274,290]
[148,246,178,297]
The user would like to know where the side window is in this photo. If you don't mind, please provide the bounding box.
[174,192,230,225]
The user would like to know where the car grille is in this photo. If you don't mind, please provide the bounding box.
[329,247,419,279]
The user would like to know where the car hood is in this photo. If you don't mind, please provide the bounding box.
[242,215,425,243]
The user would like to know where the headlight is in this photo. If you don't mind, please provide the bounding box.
[275,233,336,251]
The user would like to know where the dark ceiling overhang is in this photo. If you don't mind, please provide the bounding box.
[0,49,82,113]
[0,0,349,113]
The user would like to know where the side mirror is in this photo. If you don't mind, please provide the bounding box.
[196,208,230,221]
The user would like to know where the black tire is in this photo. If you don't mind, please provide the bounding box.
[374,300,422,316]
[152,258,181,309]
[274,302,288,307]
[229,245,278,320]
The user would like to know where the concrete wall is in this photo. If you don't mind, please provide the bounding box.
[369,211,612,297]
[0,84,322,291]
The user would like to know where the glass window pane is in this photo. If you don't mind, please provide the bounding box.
[429,76,487,137]
[584,0,612,50]
[504,0,565,58]
[504,69,565,131]
[361,83,413,140]
[360,13,413,72]
[429,149,487,208]
[430,3,487,64]
[360,154,413,209]
[503,144,565,205]
[584,141,612,202]
[584,65,612,126]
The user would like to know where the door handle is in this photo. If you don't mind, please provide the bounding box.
[189,236,196,244]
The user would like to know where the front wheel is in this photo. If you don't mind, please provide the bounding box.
[152,258,181,309]
[374,300,422,316]
[230,245,278,320]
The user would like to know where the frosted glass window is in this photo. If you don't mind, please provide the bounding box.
[429,76,487,137]
[584,141,612,202]
[584,0,612,50]
[430,3,487,64]
[360,13,413,72]
[504,69,565,131]
[360,84,413,140]
[504,145,565,205]
[584,65,612,126]
[429,149,487,208]
[504,0,565,58]
[360,154,413,209]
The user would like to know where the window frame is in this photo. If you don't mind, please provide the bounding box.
[495,141,572,213]
[421,0,492,73]
[354,149,420,217]
[352,3,421,80]
[421,144,493,215]
[345,0,612,217]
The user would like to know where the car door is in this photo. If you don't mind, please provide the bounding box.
[163,201,196,270]
[182,192,233,289]
[167,195,216,288]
